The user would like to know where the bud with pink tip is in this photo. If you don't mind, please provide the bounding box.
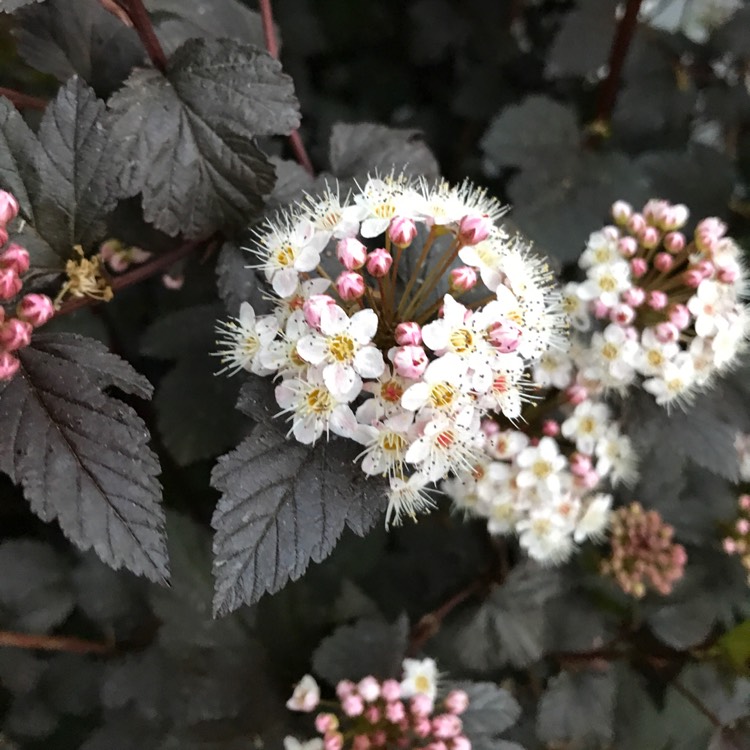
[388,217,418,248]
[0,351,19,381]
[654,252,673,273]
[364,705,380,723]
[162,273,184,290]
[668,304,690,330]
[0,268,22,300]
[324,733,344,750]
[413,718,432,739]
[303,294,337,330]
[385,700,406,722]
[352,736,370,750]
[542,419,560,437]
[365,248,392,278]
[647,290,668,310]
[336,680,356,700]
[640,226,661,250]
[627,213,646,236]
[696,259,715,279]
[663,232,685,254]
[0,318,32,351]
[683,269,703,288]
[566,383,588,405]
[0,227,7,248]
[357,676,381,702]
[618,236,638,258]
[578,469,600,490]
[623,287,646,307]
[336,271,365,301]
[643,199,668,225]
[630,258,647,278]
[444,690,469,715]
[337,237,367,270]
[410,693,434,718]
[449,266,477,293]
[432,714,463,740]
[610,304,635,326]
[381,679,401,702]
[655,322,679,343]
[392,345,428,379]
[611,200,632,225]
[315,713,339,734]
[370,731,387,747]
[487,318,521,353]
[458,213,492,245]
[16,294,55,328]
[570,452,593,477]
[395,321,422,346]
[661,204,689,231]
[724,537,738,554]
[341,694,364,717]
[1,244,30,275]
[717,259,740,284]
[593,299,610,319]
[0,190,19,226]
[452,737,471,750]
[741,494,750,511]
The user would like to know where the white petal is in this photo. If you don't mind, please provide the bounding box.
[421,320,448,352]
[401,382,429,411]
[324,363,359,401]
[350,308,379,343]
[238,302,256,326]
[273,269,299,298]
[330,405,357,438]
[295,244,321,272]
[354,346,385,378]
[405,438,429,464]
[294,416,321,444]
[297,334,327,364]
[319,305,349,336]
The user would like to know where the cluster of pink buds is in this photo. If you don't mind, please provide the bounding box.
[722,494,750,584]
[285,660,472,750]
[601,502,687,598]
[564,199,748,406]
[0,190,54,381]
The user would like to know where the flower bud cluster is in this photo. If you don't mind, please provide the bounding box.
[285,659,472,750]
[217,176,564,526]
[564,199,748,407]
[601,502,687,598]
[722,494,750,584]
[0,190,54,381]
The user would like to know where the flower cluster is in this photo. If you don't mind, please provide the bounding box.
[601,502,687,598]
[564,199,748,407]
[443,382,634,564]
[722,494,750,584]
[217,176,564,525]
[285,659,472,750]
[0,190,55,381]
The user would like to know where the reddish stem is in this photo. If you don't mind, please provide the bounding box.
[0,87,47,112]
[258,0,314,176]
[0,630,113,655]
[123,0,168,72]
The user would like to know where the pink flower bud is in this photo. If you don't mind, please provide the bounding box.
[0,244,30,275]
[303,294,337,330]
[542,419,560,437]
[611,200,632,225]
[0,190,19,226]
[0,226,7,248]
[0,268,22,300]
[452,737,471,750]
[565,383,588,405]
[487,318,522,353]
[640,226,661,249]
[647,290,668,310]
[724,537,737,554]
[654,252,673,272]
[388,217,418,248]
[371,730,387,747]
[410,693,434,717]
[458,213,492,245]
[358,676,381,702]
[444,690,469,715]
[316,713,339,734]
[655,322,679,343]
[16,294,55,328]
[623,286,646,307]
[0,351,19,381]
[696,259,715,279]
[0,318,32,351]
[364,705,381,723]
[717,259,740,284]
[740,494,750,511]
[392,345,428,379]
[432,714,462,740]
[663,232,685,254]
[578,469,600,490]
[395,321,422,346]
[162,273,184,290]
[738,519,750,535]
[593,299,611,319]
[381,680,402,702]
[570,452,593,477]
[342,694,364,717]
[610,304,635,326]
[366,248,392,278]
[481,418,500,437]
[352,736,371,750]
[413,718,432,738]
[683,269,703,288]
[449,266,477,293]
[643,199,668,225]
[668,304,690,331]
[630,258,648,278]
[627,213,646,235]
[385,700,406,723]
[336,271,366,301]
[337,237,367,270]
[618,236,638,258]
[661,204,689,231]
[324,733,344,750]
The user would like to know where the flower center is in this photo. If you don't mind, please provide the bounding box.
[319,209,342,230]
[328,334,356,362]
[242,334,260,355]
[579,416,596,434]
[381,380,404,402]
[373,201,397,219]
[436,430,454,448]
[647,350,663,367]
[306,388,332,413]
[381,432,406,452]
[532,460,552,479]
[601,342,618,360]
[493,375,508,393]
[414,675,431,694]
[429,383,455,408]
[276,244,296,267]
[599,275,617,292]
[506,309,524,325]
[449,328,475,354]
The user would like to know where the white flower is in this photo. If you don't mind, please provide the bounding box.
[644,0,741,43]
[561,401,610,455]
[477,360,526,420]
[286,674,320,712]
[355,177,418,238]
[533,350,574,389]
[354,411,415,478]
[643,352,697,406]
[303,186,364,241]
[515,437,567,497]
[401,355,470,413]
[358,369,413,421]
[216,302,279,376]
[400,658,438,701]
[595,428,637,485]
[587,324,638,386]
[687,280,728,338]
[579,230,620,269]
[562,282,592,331]
[517,508,574,564]
[577,261,631,307]
[297,305,384,400]
[487,429,529,460]
[261,310,312,376]
[284,737,324,750]
[573,494,612,543]
[386,473,435,528]
[636,328,679,376]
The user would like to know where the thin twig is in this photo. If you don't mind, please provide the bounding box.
[56,237,209,317]
[122,0,168,72]
[672,679,723,728]
[0,630,113,655]
[0,88,47,112]
[98,0,134,27]
[589,0,644,139]
[258,0,314,176]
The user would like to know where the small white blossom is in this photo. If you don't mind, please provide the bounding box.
[400,658,438,701]
[286,674,320,712]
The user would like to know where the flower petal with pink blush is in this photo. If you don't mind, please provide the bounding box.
[319,305,349,336]
[330,405,358,438]
[297,333,328,365]
[324,362,361,401]
[273,268,299,298]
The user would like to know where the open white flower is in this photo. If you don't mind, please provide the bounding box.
[286,674,320,712]
[400,657,438,701]
[561,401,610,455]
[515,437,567,497]
[574,494,612,543]
[215,302,279,376]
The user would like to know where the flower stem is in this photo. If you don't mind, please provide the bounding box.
[0,87,47,111]
[122,0,168,72]
[0,630,113,655]
[396,228,438,319]
[402,237,460,320]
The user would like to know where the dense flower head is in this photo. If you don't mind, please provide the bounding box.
[285,660,472,750]
[722,493,750,584]
[0,190,54,381]
[565,199,749,408]
[217,175,564,526]
[601,502,687,598]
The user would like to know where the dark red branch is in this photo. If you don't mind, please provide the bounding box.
[56,237,208,317]
[0,630,113,655]
[592,0,644,132]
[672,679,722,728]
[0,87,47,112]
[258,0,314,176]
[123,0,168,72]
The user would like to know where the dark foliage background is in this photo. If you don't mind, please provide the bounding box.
[0,0,749,748]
